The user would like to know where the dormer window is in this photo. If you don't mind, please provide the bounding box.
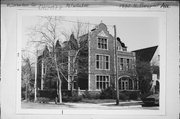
[98,37,107,49]
[117,37,127,51]
[123,47,127,51]
[117,46,122,51]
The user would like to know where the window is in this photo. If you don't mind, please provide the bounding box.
[121,80,128,90]
[96,55,109,70]
[122,47,127,51]
[118,58,124,71]
[117,46,121,51]
[43,64,46,74]
[70,56,74,62]
[118,58,132,71]
[69,56,74,73]
[73,76,78,89]
[96,75,110,90]
[119,77,133,90]
[126,59,130,70]
[126,59,132,70]
[98,37,107,49]
[42,61,46,74]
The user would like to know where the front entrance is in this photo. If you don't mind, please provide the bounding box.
[119,76,133,90]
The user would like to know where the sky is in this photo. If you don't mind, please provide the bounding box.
[22,16,159,55]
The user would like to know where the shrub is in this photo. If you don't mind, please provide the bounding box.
[100,87,116,99]
[63,95,82,102]
[140,92,153,100]
[62,90,71,97]
[119,91,140,100]
[129,91,139,100]
[29,92,35,101]
[71,95,83,102]
[83,90,100,99]
[62,96,71,102]
[119,93,129,101]
[37,97,50,103]
[38,89,57,100]
[21,90,25,100]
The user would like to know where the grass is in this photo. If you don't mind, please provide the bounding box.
[81,99,116,104]
[21,100,159,110]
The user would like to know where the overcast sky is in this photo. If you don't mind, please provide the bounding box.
[22,16,159,52]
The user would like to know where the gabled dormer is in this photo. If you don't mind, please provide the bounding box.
[68,33,79,50]
[92,23,112,51]
[117,37,127,51]
[97,30,108,50]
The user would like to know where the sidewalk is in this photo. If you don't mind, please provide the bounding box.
[21,100,158,110]
[64,101,142,110]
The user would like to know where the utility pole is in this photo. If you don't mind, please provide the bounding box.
[114,25,119,105]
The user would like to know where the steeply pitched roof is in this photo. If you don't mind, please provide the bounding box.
[43,45,49,57]
[133,46,158,62]
[68,33,78,50]
[79,34,88,48]
[55,40,61,49]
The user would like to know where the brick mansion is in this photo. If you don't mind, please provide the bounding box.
[37,23,139,93]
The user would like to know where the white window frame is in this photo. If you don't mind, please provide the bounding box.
[118,56,133,71]
[118,57,124,71]
[95,75,110,90]
[97,36,108,50]
[119,77,133,90]
[95,54,110,70]
[117,46,122,51]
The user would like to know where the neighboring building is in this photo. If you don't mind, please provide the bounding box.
[37,23,138,93]
[133,46,158,63]
[133,46,159,94]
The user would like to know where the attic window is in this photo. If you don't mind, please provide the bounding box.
[123,47,127,51]
[117,46,122,51]
[117,37,127,51]
[98,37,107,49]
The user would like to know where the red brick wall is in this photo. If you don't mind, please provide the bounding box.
[88,23,115,91]
[88,23,137,91]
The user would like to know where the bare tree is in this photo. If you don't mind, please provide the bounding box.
[58,20,89,95]
[27,16,66,103]
[72,20,88,40]
[64,21,88,95]
[27,16,88,103]
[21,57,34,101]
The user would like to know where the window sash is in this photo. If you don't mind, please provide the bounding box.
[119,78,133,90]
[118,58,132,71]
[96,75,110,90]
[96,55,109,70]
[118,58,124,71]
[98,38,107,49]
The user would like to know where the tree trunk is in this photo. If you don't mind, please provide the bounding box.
[25,83,28,101]
[70,76,74,96]
[56,79,59,98]
[55,54,62,103]
[56,72,62,103]
[58,79,62,103]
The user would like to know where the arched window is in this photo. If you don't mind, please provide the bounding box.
[119,76,133,90]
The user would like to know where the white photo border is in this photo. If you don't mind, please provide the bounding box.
[16,8,166,115]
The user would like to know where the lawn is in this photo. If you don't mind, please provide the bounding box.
[21,99,159,110]
[81,99,116,104]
